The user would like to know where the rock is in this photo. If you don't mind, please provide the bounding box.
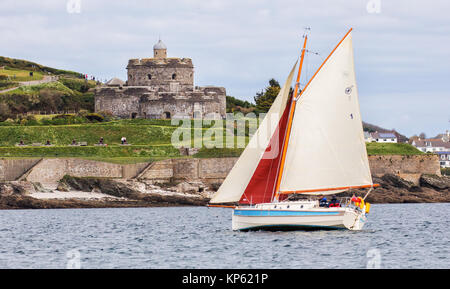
[91,187,101,194]
[57,181,70,192]
[419,175,450,191]
[0,182,25,196]
[179,147,199,156]
[176,182,199,194]
[381,173,414,189]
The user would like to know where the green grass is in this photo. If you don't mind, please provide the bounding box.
[3,81,76,95]
[0,56,83,78]
[365,142,422,155]
[0,123,178,146]
[0,145,179,159]
[0,81,19,90]
[0,118,421,163]
[0,68,43,81]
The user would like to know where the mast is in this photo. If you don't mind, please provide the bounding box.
[273,35,308,201]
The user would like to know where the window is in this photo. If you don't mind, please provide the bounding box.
[147,74,152,80]
[172,73,176,80]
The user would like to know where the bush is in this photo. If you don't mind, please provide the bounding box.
[441,167,450,176]
[85,113,104,122]
[59,77,95,93]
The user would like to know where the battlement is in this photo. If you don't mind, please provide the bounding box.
[127,57,193,68]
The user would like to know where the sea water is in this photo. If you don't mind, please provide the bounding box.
[0,203,448,268]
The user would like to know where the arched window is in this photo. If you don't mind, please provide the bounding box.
[172,73,176,80]
[147,74,152,80]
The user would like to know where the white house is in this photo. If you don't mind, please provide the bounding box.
[371,132,397,143]
[436,151,450,168]
[412,139,450,153]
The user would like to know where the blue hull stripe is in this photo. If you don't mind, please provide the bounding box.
[234,209,340,217]
[238,224,345,231]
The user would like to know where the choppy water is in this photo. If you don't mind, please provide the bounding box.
[0,203,448,268]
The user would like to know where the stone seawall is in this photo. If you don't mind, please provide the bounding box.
[368,155,441,184]
[0,154,441,186]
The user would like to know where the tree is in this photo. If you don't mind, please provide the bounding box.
[419,132,426,139]
[254,78,281,112]
[0,103,12,121]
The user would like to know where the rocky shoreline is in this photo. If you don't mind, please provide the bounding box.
[0,173,449,210]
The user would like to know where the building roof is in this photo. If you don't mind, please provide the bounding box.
[372,132,396,139]
[153,39,167,50]
[105,77,125,86]
[413,139,450,148]
[379,133,396,138]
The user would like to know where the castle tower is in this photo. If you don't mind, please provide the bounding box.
[153,39,167,58]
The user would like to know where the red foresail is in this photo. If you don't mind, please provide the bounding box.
[239,97,292,204]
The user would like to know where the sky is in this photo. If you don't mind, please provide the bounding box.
[0,0,449,137]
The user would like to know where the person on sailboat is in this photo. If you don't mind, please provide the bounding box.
[329,195,340,208]
[319,195,328,207]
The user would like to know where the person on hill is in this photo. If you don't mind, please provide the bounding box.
[45,140,51,146]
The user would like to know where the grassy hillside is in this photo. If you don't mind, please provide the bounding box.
[0,119,422,163]
[0,77,96,119]
[0,67,44,81]
[0,56,83,78]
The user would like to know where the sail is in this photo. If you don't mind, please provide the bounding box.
[209,61,297,203]
[280,31,373,195]
[239,95,291,204]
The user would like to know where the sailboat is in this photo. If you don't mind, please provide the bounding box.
[209,28,379,231]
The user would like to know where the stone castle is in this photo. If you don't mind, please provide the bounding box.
[94,40,226,119]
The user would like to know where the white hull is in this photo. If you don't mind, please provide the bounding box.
[232,201,366,231]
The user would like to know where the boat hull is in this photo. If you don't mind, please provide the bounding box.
[232,206,366,231]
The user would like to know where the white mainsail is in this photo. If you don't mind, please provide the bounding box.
[280,31,373,195]
[210,61,297,203]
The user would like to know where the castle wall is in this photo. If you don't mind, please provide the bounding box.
[95,86,226,119]
[127,58,194,88]
[94,88,140,118]
[95,52,226,119]
[2,155,440,188]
